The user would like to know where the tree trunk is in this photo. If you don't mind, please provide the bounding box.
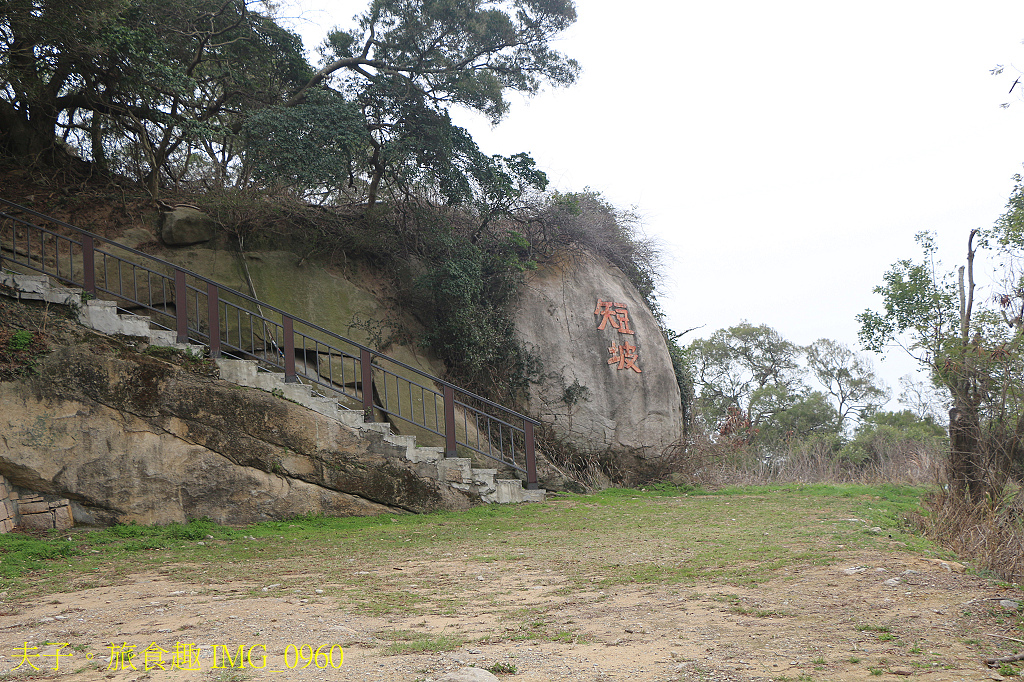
[948,404,985,501]
[366,141,384,208]
[947,229,987,501]
[0,100,60,163]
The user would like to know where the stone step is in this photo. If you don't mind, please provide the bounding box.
[148,329,179,346]
[44,286,82,306]
[336,411,369,429]
[407,446,443,464]
[494,479,525,504]
[147,330,206,356]
[437,457,472,484]
[0,272,50,300]
[79,299,153,337]
[216,358,258,385]
[522,488,547,503]
[3,269,547,507]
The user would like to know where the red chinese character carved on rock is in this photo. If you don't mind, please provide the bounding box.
[607,340,642,373]
[594,298,635,334]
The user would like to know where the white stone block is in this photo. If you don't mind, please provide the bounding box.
[522,489,546,503]
[438,458,472,484]
[494,479,524,504]
[216,358,258,385]
[407,446,443,464]
[336,411,367,428]
[43,287,82,306]
[148,329,179,346]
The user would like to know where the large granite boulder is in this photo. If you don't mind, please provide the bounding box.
[159,206,217,246]
[513,252,683,453]
[0,335,474,525]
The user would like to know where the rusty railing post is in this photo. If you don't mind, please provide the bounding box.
[360,348,374,421]
[443,385,457,458]
[207,283,221,357]
[82,235,96,295]
[525,421,538,489]
[283,316,296,382]
[174,269,187,343]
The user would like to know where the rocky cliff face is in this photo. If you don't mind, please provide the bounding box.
[0,331,474,526]
[512,252,683,453]
[121,221,684,459]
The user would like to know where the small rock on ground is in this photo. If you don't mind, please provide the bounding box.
[436,669,501,682]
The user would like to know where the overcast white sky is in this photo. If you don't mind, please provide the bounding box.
[285,0,1024,411]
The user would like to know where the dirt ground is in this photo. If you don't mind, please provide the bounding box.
[1,545,1022,682]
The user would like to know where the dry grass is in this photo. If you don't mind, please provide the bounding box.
[666,434,943,490]
[663,433,1024,585]
[916,483,1024,583]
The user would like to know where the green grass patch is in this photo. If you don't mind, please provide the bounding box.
[487,661,517,675]
[376,629,465,655]
[0,535,79,578]
[351,590,426,615]
[0,484,935,608]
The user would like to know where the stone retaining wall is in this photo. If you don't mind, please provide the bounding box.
[0,474,74,533]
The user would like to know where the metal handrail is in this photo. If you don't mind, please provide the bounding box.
[0,197,539,487]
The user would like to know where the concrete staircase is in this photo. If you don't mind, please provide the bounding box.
[0,270,545,507]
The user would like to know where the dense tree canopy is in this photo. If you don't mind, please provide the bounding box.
[859,226,1024,498]
[0,0,578,210]
[684,322,888,457]
[1,0,312,190]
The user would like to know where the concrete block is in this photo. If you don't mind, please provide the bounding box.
[78,299,118,332]
[359,421,392,436]
[0,270,29,295]
[471,469,497,488]
[437,458,472,484]
[79,300,151,336]
[216,358,258,386]
[306,397,339,420]
[115,313,153,337]
[277,382,312,404]
[3,273,49,299]
[336,411,366,429]
[148,329,179,346]
[252,372,285,392]
[43,287,81,306]
[386,434,416,449]
[494,479,524,504]
[410,461,439,480]
[149,333,207,358]
[407,446,443,464]
[522,489,547,503]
